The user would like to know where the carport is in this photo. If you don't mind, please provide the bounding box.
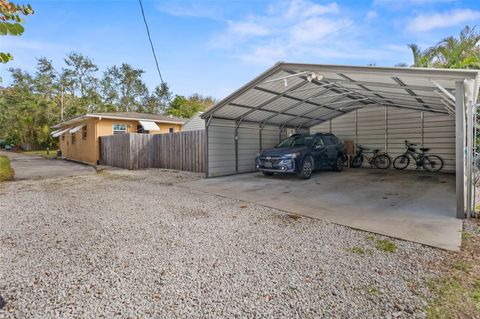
[195,63,479,249]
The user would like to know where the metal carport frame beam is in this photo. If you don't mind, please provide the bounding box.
[234,80,310,123]
[455,80,465,219]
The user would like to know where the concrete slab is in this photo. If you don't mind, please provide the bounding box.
[0,151,95,180]
[181,169,462,251]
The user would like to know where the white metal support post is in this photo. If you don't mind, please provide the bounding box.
[465,79,476,219]
[455,81,465,219]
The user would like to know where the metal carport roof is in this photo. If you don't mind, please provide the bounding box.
[202,62,480,219]
[202,62,480,129]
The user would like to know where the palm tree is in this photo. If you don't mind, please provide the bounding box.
[408,26,480,69]
[407,43,435,67]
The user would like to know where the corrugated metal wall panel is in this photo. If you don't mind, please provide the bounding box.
[207,119,236,177]
[238,127,260,172]
[310,106,455,172]
[207,118,282,177]
[386,108,422,170]
[356,107,386,168]
[423,112,455,171]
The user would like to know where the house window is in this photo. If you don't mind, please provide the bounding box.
[82,126,87,140]
[62,135,65,141]
[113,124,127,134]
[71,133,76,144]
[169,127,174,133]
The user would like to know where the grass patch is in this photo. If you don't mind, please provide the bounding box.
[362,284,382,297]
[0,156,14,181]
[452,260,472,273]
[375,239,397,253]
[462,231,472,241]
[473,278,480,310]
[346,246,372,256]
[425,220,480,318]
[365,234,397,253]
[475,203,480,212]
[426,277,465,319]
[21,149,56,158]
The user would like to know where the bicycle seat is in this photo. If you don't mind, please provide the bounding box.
[373,149,380,153]
[358,145,369,150]
[420,147,430,152]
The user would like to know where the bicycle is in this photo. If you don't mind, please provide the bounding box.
[393,140,444,172]
[351,145,391,169]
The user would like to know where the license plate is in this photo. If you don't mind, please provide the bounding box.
[264,161,272,168]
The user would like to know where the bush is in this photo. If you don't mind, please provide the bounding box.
[0,156,14,181]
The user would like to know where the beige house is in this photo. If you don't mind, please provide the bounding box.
[51,112,185,164]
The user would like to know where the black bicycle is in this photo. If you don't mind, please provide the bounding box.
[393,140,443,172]
[351,145,391,169]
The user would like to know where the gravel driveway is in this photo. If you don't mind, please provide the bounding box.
[0,151,95,180]
[0,169,445,318]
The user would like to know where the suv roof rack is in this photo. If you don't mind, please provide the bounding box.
[313,132,334,136]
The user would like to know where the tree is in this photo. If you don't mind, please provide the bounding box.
[101,63,149,112]
[407,44,434,67]
[0,0,34,63]
[165,94,216,118]
[64,53,99,98]
[433,26,480,69]
[0,50,217,149]
[408,26,480,69]
[141,82,173,114]
[36,57,69,120]
[0,68,58,148]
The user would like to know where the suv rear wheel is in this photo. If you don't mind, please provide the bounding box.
[332,155,344,172]
[297,156,313,179]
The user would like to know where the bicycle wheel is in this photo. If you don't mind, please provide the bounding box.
[373,154,391,169]
[422,155,443,172]
[393,155,409,170]
[351,155,363,168]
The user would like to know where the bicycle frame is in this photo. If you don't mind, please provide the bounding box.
[356,148,380,165]
[402,148,426,168]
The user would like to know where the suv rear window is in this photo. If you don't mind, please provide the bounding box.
[322,136,337,145]
[276,136,314,148]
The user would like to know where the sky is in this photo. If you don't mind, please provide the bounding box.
[1,0,480,99]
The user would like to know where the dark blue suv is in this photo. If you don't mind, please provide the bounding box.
[255,133,346,179]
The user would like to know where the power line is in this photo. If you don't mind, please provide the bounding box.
[138,0,164,85]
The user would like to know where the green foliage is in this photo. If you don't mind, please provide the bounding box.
[362,284,382,296]
[0,155,14,181]
[366,234,397,253]
[426,276,464,319]
[462,231,472,241]
[101,63,148,112]
[346,246,371,256]
[408,26,480,69]
[452,260,472,273]
[375,239,397,253]
[473,278,480,309]
[0,51,212,149]
[0,1,34,63]
[165,93,215,118]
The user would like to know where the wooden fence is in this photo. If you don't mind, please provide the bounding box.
[100,130,206,172]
